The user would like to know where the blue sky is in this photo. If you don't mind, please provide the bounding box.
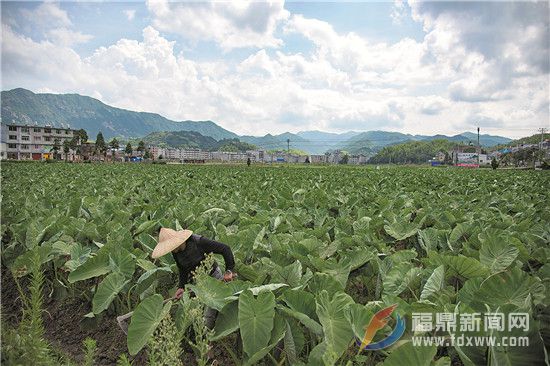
[2,1,549,138]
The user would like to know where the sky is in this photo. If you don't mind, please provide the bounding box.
[1,1,549,139]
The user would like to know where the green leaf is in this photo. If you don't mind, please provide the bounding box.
[384,219,421,241]
[92,272,129,314]
[238,290,276,358]
[382,341,436,366]
[476,267,544,308]
[420,265,445,301]
[212,301,239,341]
[187,275,233,311]
[277,305,323,336]
[479,236,519,274]
[315,290,355,358]
[438,254,489,279]
[127,294,171,356]
[68,249,110,283]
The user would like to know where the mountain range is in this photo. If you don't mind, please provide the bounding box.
[1,88,513,155]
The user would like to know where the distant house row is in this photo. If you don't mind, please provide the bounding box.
[0,123,368,164]
[148,146,368,165]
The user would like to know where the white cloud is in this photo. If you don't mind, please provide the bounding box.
[146,0,289,50]
[124,9,136,21]
[21,2,72,28]
[19,2,93,47]
[47,27,93,46]
[2,2,548,139]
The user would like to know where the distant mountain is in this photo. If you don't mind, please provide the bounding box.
[240,132,312,152]
[369,139,456,164]
[295,130,361,154]
[134,130,257,152]
[340,130,512,156]
[0,88,238,140]
[2,88,514,154]
[132,130,219,150]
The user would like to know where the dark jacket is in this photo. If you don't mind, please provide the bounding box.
[172,234,235,288]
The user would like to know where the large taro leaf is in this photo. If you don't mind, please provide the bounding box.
[381,341,436,366]
[109,247,136,278]
[479,235,519,274]
[420,265,445,301]
[476,267,545,308]
[384,219,421,241]
[418,228,446,252]
[187,275,233,311]
[212,300,239,341]
[244,312,286,366]
[345,303,375,340]
[315,290,355,359]
[308,273,344,296]
[487,308,547,366]
[135,267,172,297]
[282,289,317,320]
[127,294,172,355]
[384,264,422,297]
[430,253,489,279]
[92,272,130,314]
[271,260,303,288]
[68,248,110,283]
[238,290,276,358]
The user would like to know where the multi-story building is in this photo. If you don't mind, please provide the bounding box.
[310,154,329,164]
[163,148,181,161]
[182,148,211,162]
[1,123,78,160]
[349,154,367,165]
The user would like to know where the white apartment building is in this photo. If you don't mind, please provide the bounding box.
[456,152,489,165]
[349,154,367,165]
[1,123,78,160]
[310,154,329,164]
[182,148,211,161]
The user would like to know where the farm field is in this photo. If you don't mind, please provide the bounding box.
[1,162,549,365]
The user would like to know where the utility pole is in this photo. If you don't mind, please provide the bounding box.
[477,127,480,166]
[287,138,290,154]
[538,127,546,167]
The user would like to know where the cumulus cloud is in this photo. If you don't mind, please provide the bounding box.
[18,2,93,47]
[1,1,548,138]
[146,0,289,50]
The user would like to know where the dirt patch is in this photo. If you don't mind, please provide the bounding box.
[1,265,147,365]
[2,265,237,365]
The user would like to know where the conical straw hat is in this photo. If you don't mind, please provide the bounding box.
[151,228,193,259]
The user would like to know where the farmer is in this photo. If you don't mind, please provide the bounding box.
[151,228,236,328]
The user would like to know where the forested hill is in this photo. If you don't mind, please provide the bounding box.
[368,139,456,164]
[1,88,238,140]
[132,130,257,152]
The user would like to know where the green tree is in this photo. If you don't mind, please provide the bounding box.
[125,143,133,161]
[95,132,106,160]
[491,157,499,170]
[109,138,120,162]
[51,138,61,160]
[78,129,88,144]
[339,154,349,164]
[143,149,151,160]
[137,140,145,156]
[62,139,71,161]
